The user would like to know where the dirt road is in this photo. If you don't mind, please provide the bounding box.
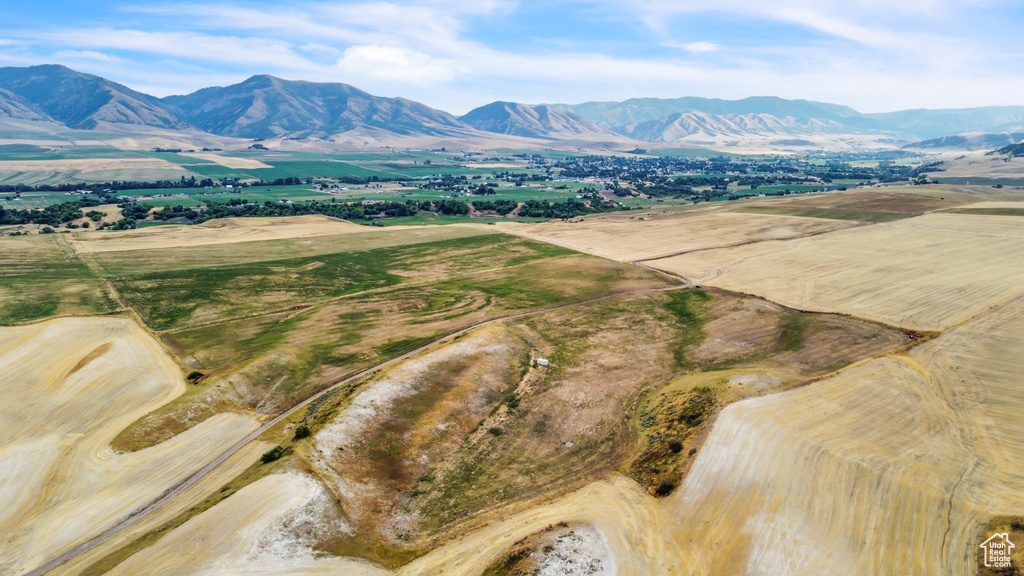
[21,280,690,576]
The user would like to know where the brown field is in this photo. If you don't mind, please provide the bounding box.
[495,212,857,262]
[0,157,179,172]
[69,215,377,253]
[925,153,1024,181]
[0,157,193,186]
[737,189,961,222]
[0,317,258,575]
[178,152,273,169]
[660,292,1024,574]
[648,212,1024,331]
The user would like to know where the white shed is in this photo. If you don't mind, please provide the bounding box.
[537,358,550,367]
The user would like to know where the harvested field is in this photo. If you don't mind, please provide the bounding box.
[737,189,960,222]
[0,157,192,185]
[661,292,1024,575]
[0,157,177,172]
[104,473,384,576]
[649,212,1024,331]
[0,317,259,575]
[178,152,273,169]
[495,212,856,261]
[69,215,371,253]
[949,201,1024,217]
[84,224,490,274]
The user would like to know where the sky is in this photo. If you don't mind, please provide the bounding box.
[0,0,1022,114]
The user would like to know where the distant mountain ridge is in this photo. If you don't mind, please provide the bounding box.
[0,64,188,130]
[457,101,615,139]
[162,74,470,139]
[0,64,1023,145]
[554,96,1024,141]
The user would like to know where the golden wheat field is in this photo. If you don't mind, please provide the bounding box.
[0,318,259,576]
[494,211,858,262]
[648,212,1024,331]
[660,290,1024,575]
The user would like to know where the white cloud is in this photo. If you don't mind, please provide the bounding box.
[335,44,459,85]
[53,50,125,63]
[662,41,720,53]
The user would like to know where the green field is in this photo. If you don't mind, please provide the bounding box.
[98,225,678,450]
[0,234,116,324]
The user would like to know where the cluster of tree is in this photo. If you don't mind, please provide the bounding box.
[517,198,621,219]
[141,197,472,225]
[0,200,94,226]
[470,199,518,215]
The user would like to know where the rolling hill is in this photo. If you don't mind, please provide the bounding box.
[458,101,615,139]
[161,74,471,140]
[1,64,1023,146]
[555,96,1024,142]
[0,64,188,130]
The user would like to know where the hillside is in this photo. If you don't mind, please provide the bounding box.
[623,111,849,141]
[458,101,615,139]
[162,75,471,140]
[905,132,1024,150]
[0,65,189,130]
[556,95,1024,142]
[0,64,1023,145]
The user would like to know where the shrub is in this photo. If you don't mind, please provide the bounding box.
[655,481,675,497]
[488,427,503,436]
[186,370,204,382]
[260,446,285,464]
[293,424,311,440]
[669,441,683,453]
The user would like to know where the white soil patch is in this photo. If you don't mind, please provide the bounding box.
[532,525,615,576]
[107,472,382,576]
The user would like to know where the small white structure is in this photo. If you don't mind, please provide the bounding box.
[537,358,550,367]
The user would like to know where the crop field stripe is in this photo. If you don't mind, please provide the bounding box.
[19,278,690,576]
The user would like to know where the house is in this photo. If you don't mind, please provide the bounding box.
[980,533,1015,568]
[537,358,550,367]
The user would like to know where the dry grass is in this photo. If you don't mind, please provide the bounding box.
[649,212,1024,331]
[737,189,958,222]
[493,212,857,262]
[177,152,272,169]
[69,215,372,253]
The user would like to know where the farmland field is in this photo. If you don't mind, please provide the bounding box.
[648,212,1024,331]
[5,173,1024,576]
[0,317,260,576]
[495,210,858,261]
[0,234,115,324]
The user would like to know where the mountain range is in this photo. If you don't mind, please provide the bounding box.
[1,64,1023,147]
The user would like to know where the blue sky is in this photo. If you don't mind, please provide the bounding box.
[0,1,1021,114]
